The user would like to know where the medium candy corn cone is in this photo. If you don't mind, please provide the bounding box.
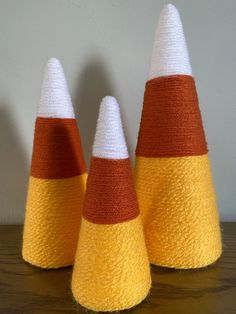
[135,4,222,269]
[22,58,87,268]
[72,96,151,312]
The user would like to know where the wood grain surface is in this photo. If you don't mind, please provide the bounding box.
[0,223,235,314]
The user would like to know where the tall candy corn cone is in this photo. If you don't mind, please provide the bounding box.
[72,96,151,312]
[22,58,87,268]
[135,4,222,269]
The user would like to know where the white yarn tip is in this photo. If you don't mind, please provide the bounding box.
[149,3,192,79]
[93,96,129,159]
[37,58,75,118]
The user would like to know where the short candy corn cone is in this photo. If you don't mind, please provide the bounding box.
[72,96,151,312]
[135,4,222,269]
[22,58,87,268]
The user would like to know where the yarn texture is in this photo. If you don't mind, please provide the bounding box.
[135,155,222,268]
[149,4,192,79]
[135,4,222,269]
[136,75,208,157]
[23,58,87,269]
[23,175,86,268]
[72,217,150,312]
[31,118,86,179]
[38,58,75,118]
[83,157,139,224]
[93,96,128,159]
[72,96,151,311]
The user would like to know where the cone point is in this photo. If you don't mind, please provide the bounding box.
[37,58,75,119]
[47,57,61,67]
[149,3,192,79]
[165,3,177,10]
[92,96,129,159]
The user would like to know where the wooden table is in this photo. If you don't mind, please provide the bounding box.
[0,223,235,314]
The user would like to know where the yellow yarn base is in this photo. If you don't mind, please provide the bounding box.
[22,174,87,269]
[135,155,222,269]
[72,216,151,312]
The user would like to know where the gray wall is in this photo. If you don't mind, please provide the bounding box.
[0,0,235,223]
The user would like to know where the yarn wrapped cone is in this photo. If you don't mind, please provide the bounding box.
[135,4,222,269]
[72,96,151,312]
[22,58,87,268]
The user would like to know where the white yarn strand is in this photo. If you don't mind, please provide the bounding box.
[93,96,129,159]
[38,58,75,118]
[149,4,192,79]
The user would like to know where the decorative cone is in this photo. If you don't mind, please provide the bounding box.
[22,58,87,268]
[135,4,222,269]
[72,96,151,312]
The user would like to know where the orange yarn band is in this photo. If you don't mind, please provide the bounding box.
[83,157,139,224]
[136,75,208,157]
[31,117,86,179]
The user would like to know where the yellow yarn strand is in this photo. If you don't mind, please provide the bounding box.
[23,174,87,268]
[72,216,151,312]
[135,154,222,269]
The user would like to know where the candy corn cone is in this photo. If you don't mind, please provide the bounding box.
[22,58,87,268]
[72,96,151,312]
[135,4,222,269]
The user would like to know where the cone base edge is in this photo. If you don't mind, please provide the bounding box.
[72,282,151,312]
[149,251,222,270]
[22,254,74,269]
